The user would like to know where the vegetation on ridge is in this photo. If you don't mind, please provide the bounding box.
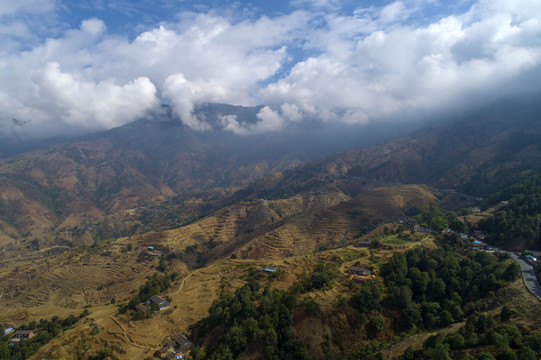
[480,173,541,249]
[187,231,528,359]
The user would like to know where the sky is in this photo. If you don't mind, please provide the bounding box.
[1,0,541,138]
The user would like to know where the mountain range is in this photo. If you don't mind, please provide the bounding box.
[1,97,540,248]
[1,95,541,360]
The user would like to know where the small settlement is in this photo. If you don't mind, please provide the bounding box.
[8,329,37,345]
[157,334,192,359]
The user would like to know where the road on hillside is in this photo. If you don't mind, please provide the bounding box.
[508,253,541,301]
[485,243,541,301]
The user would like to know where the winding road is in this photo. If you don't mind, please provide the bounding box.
[484,242,541,301]
[508,253,541,301]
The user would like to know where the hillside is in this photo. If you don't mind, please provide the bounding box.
[0,104,391,247]
[234,96,541,202]
[3,95,539,248]
[0,184,439,331]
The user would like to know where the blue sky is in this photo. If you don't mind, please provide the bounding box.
[1,0,540,137]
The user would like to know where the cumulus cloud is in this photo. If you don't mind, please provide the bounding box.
[37,62,158,129]
[259,0,541,123]
[221,106,286,135]
[1,0,541,138]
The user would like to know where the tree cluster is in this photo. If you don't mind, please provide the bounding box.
[191,280,309,360]
[398,312,541,360]
[0,310,89,360]
[415,205,467,233]
[480,175,541,248]
[381,246,514,330]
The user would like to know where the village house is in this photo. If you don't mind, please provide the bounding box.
[258,266,278,273]
[355,241,371,248]
[9,329,37,344]
[157,334,192,359]
[147,295,170,310]
[473,230,487,241]
[471,239,489,251]
[135,303,149,313]
[347,266,372,276]
[347,266,373,284]
[413,225,433,234]
[137,295,170,313]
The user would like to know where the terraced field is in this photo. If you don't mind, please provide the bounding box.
[0,245,159,324]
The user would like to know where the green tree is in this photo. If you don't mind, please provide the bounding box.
[242,317,260,341]
[449,218,467,233]
[370,315,385,333]
[190,345,206,360]
[494,349,517,360]
[0,342,10,358]
[476,314,488,333]
[519,346,537,360]
[445,333,465,350]
[500,306,512,322]
[224,325,247,355]
[476,352,496,360]
[430,216,449,232]
[503,262,521,282]
[422,343,451,360]
[439,310,454,327]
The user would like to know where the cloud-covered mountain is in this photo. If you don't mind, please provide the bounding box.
[0,103,404,245]
[232,95,541,201]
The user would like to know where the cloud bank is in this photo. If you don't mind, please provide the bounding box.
[1,0,541,137]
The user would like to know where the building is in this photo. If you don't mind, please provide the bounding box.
[413,225,432,234]
[471,239,489,251]
[157,334,192,359]
[347,266,372,276]
[355,241,371,248]
[9,330,36,344]
[473,230,487,241]
[347,266,373,283]
[147,295,170,310]
[135,303,149,313]
[173,334,192,352]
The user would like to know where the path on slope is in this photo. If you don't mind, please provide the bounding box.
[109,314,149,350]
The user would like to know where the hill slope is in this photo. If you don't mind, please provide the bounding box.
[0,104,391,246]
[234,96,541,202]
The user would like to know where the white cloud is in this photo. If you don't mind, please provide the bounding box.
[290,0,342,10]
[259,0,541,124]
[37,62,158,130]
[221,106,285,135]
[379,1,409,24]
[1,0,541,137]
[280,103,303,122]
[0,0,56,17]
